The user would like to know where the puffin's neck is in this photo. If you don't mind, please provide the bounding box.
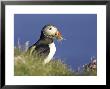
[39,31,54,44]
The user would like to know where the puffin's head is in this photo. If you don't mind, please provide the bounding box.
[42,24,63,41]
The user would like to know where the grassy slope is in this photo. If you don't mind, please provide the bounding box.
[14,48,74,76]
[14,48,96,76]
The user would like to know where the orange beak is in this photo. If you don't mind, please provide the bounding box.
[55,31,63,41]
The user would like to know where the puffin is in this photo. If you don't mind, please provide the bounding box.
[27,24,63,64]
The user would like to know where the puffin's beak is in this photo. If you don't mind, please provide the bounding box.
[55,31,63,41]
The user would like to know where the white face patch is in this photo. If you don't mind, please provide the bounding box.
[44,26,58,36]
[44,42,56,64]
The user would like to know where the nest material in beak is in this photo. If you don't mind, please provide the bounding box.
[56,31,63,41]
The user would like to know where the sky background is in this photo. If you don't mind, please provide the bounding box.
[14,14,97,70]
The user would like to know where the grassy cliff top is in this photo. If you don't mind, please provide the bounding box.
[14,48,74,76]
[14,48,96,76]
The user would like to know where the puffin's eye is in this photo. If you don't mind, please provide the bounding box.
[49,28,52,30]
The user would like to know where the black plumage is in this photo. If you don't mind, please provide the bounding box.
[28,30,53,59]
[27,24,63,63]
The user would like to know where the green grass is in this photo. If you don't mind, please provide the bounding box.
[14,48,74,76]
[76,69,97,76]
[82,70,97,76]
[14,48,97,76]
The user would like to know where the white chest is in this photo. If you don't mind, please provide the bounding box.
[44,42,56,64]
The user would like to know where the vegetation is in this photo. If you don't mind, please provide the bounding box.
[14,48,74,76]
[14,40,97,76]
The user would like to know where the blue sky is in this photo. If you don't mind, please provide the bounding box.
[14,14,97,70]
